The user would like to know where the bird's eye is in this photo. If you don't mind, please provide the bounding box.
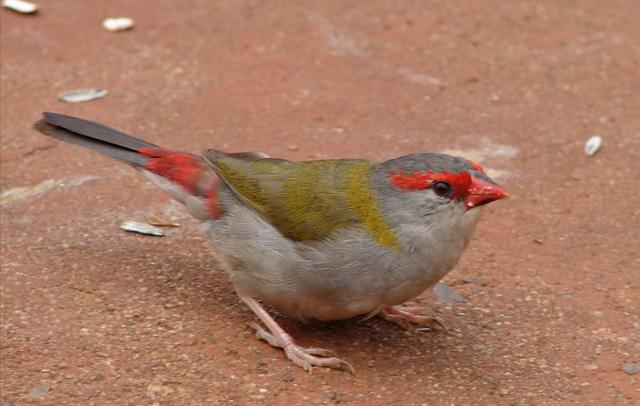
[432,181,452,197]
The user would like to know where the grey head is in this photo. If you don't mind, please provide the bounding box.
[371,153,507,231]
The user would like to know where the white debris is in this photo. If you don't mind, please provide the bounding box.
[121,221,165,237]
[584,135,603,156]
[397,67,443,88]
[58,88,108,103]
[0,176,99,207]
[60,175,100,188]
[2,0,38,14]
[102,17,134,32]
[0,179,60,206]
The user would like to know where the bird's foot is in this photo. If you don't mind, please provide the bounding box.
[378,305,445,331]
[240,295,354,374]
[251,323,354,374]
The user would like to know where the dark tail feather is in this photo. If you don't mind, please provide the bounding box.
[34,112,159,167]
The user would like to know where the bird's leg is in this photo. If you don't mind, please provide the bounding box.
[239,295,355,374]
[377,305,446,331]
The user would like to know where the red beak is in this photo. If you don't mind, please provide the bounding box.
[464,175,508,210]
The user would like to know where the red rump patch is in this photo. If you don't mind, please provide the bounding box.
[202,176,222,219]
[139,148,204,194]
[139,147,223,218]
[389,170,472,198]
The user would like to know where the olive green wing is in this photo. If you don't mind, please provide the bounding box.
[201,149,371,242]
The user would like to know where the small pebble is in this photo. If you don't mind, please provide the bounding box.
[462,276,488,286]
[26,384,49,399]
[433,283,466,303]
[620,363,640,375]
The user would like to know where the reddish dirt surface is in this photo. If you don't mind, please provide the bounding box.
[2,1,639,404]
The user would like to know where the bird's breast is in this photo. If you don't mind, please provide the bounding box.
[206,199,482,322]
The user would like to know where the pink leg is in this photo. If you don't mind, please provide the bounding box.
[240,295,355,374]
[377,305,445,331]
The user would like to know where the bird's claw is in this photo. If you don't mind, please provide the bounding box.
[250,323,354,374]
[251,322,281,347]
[378,306,446,331]
[284,345,355,375]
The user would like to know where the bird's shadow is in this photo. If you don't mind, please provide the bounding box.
[82,233,478,377]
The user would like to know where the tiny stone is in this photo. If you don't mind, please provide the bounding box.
[27,384,50,399]
[433,283,466,303]
[620,363,640,375]
[533,239,544,244]
[462,276,488,286]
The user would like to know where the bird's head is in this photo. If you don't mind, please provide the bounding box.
[372,153,507,235]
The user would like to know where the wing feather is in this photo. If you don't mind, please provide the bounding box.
[202,150,372,242]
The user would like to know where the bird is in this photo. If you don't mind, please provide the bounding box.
[34,112,507,374]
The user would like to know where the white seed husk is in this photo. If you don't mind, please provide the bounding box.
[58,88,108,103]
[121,221,165,237]
[102,17,134,32]
[585,135,603,156]
[2,0,38,14]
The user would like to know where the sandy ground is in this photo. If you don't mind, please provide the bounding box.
[1,1,639,404]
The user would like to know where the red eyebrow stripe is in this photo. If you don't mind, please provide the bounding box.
[468,159,485,173]
[388,170,471,198]
[389,171,433,190]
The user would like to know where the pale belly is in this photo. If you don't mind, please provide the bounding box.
[204,199,480,322]
[209,225,473,321]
